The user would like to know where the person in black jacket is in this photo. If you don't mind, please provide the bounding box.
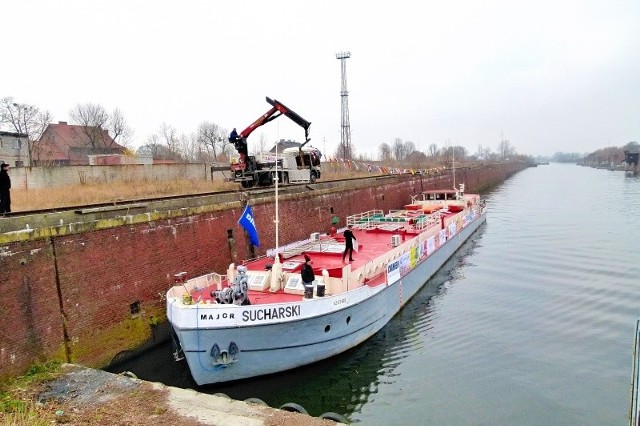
[229,128,239,143]
[342,225,356,262]
[301,254,315,285]
[0,163,11,214]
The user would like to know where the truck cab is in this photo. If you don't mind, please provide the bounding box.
[232,146,321,188]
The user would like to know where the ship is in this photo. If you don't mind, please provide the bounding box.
[166,183,487,385]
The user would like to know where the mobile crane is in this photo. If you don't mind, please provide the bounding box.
[229,97,321,188]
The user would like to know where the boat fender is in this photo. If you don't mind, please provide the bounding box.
[226,263,236,287]
[213,393,231,399]
[244,397,268,406]
[319,412,349,423]
[120,371,138,379]
[279,402,308,415]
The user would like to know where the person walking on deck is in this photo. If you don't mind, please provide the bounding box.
[342,225,356,262]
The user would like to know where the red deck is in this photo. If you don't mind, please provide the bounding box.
[187,217,453,306]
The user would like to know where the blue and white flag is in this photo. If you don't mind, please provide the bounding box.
[238,204,260,247]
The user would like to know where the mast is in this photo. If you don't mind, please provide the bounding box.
[274,141,280,262]
[268,141,283,293]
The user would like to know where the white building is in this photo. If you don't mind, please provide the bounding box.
[0,131,29,166]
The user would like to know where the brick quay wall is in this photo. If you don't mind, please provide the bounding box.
[0,162,527,379]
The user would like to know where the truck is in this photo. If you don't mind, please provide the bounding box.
[229,97,321,188]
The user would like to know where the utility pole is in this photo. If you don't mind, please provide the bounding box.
[336,51,352,160]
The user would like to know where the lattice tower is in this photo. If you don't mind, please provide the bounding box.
[336,51,352,159]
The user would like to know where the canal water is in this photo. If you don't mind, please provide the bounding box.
[109,163,640,425]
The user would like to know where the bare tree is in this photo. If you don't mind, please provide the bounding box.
[497,139,516,159]
[476,144,492,159]
[428,143,439,157]
[454,145,467,159]
[392,138,405,161]
[109,108,133,149]
[254,132,268,155]
[137,134,174,160]
[378,142,392,161]
[1,97,36,135]
[69,103,110,149]
[335,139,355,160]
[160,123,179,157]
[441,145,468,161]
[32,110,53,142]
[404,141,416,158]
[197,121,225,161]
[179,132,200,163]
[406,150,428,167]
[150,123,183,161]
[1,97,53,165]
[29,109,54,166]
[138,144,174,159]
[221,139,236,161]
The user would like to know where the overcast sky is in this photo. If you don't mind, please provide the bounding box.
[2,0,639,158]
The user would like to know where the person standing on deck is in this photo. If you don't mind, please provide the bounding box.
[342,225,356,262]
[301,254,315,286]
[0,163,11,214]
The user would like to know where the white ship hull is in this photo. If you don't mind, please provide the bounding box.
[168,206,486,385]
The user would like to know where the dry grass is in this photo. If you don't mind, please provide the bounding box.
[1,382,203,426]
[12,179,238,211]
[0,400,50,426]
[0,362,338,426]
[0,362,201,426]
[11,167,382,212]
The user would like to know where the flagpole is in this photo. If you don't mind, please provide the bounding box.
[274,141,280,263]
[268,140,283,293]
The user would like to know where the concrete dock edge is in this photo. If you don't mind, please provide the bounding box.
[36,364,343,425]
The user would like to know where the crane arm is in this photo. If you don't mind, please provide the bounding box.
[265,97,311,143]
[238,105,279,139]
[238,97,311,143]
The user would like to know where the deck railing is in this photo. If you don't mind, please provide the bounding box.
[347,208,443,232]
[347,210,384,229]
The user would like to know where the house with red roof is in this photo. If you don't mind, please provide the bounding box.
[33,121,126,166]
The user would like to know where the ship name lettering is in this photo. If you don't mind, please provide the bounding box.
[242,305,301,322]
[200,313,235,320]
[333,298,347,306]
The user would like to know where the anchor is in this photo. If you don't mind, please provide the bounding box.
[210,342,240,367]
